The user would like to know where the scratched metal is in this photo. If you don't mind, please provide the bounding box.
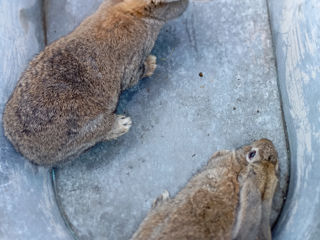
[268,0,320,239]
[49,0,289,239]
[0,1,73,239]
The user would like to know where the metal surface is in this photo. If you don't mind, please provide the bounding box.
[48,0,288,239]
[2,0,311,239]
[0,1,73,240]
[268,0,320,239]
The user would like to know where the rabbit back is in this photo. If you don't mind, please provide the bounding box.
[131,151,241,240]
[2,0,171,165]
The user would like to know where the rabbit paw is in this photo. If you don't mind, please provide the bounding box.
[152,190,170,208]
[107,115,132,139]
[143,55,157,77]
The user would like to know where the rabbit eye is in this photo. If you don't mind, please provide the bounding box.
[248,150,256,159]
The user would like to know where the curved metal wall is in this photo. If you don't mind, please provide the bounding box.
[268,0,320,239]
[1,0,319,239]
[0,1,73,239]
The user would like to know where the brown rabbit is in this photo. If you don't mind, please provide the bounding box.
[131,139,279,240]
[2,0,189,165]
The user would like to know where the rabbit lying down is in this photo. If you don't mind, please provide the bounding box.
[132,139,279,240]
[2,0,189,165]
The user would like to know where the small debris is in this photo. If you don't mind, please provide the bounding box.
[192,154,196,157]
[199,72,204,77]
[200,85,205,88]
[233,107,236,110]
[257,110,260,113]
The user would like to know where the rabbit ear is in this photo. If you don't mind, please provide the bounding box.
[211,150,232,159]
[148,0,189,20]
[207,150,233,168]
[232,176,263,240]
[155,0,184,2]
[111,0,123,4]
[256,177,278,240]
[104,0,123,7]
[255,200,273,240]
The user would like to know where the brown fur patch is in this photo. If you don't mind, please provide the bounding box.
[132,139,278,240]
[2,0,189,165]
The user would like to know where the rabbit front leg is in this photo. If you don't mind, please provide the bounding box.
[125,55,157,89]
[143,55,157,77]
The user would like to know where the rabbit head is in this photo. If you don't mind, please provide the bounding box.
[122,0,189,21]
[232,138,279,240]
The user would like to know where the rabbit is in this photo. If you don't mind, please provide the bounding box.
[2,0,189,165]
[131,138,279,240]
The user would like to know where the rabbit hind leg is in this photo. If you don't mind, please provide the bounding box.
[53,114,131,164]
[104,114,132,140]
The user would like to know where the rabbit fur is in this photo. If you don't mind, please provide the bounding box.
[131,138,279,240]
[2,0,189,165]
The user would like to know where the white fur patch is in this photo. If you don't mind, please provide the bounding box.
[246,148,260,163]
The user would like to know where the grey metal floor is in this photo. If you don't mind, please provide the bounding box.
[4,0,320,239]
[46,1,289,239]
